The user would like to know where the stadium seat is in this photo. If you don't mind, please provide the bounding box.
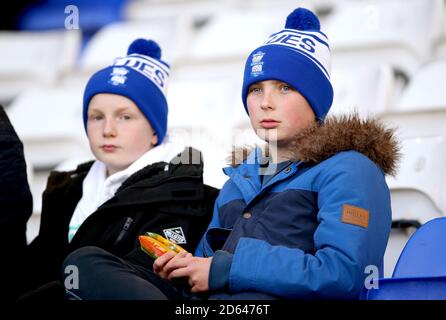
[376,72,446,279]
[383,224,418,278]
[393,60,446,113]
[382,135,446,276]
[185,6,314,62]
[325,0,444,78]
[79,18,192,73]
[387,137,446,223]
[18,0,127,33]
[328,64,395,118]
[393,217,446,278]
[26,212,41,244]
[5,85,92,170]
[6,81,93,219]
[0,29,81,106]
[361,217,446,299]
[167,62,244,188]
[433,3,446,59]
[168,62,242,132]
[125,0,221,22]
[378,58,446,144]
[434,40,446,59]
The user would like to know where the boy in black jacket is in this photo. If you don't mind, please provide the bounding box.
[0,38,218,300]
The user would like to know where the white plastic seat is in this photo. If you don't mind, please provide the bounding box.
[0,29,81,105]
[167,62,244,188]
[381,61,446,272]
[125,0,223,22]
[433,4,446,59]
[26,212,41,244]
[168,61,243,137]
[387,136,446,223]
[9,81,92,218]
[435,41,446,59]
[79,18,193,73]
[383,136,446,276]
[393,60,446,113]
[328,64,395,118]
[6,85,92,170]
[379,59,446,141]
[186,6,314,62]
[168,60,266,188]
[325,0,444,77]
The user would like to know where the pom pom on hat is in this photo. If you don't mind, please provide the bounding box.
[127,38,162,59]
[285,7,320,31]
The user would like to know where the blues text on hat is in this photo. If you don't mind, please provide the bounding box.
[112,55,169,95]
[264,29,331,79]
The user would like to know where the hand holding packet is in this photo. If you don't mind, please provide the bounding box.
[139,232,186,259]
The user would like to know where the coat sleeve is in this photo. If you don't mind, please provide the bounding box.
[227,152,392,299]
[0,106,35,297]
[0,105,33,249]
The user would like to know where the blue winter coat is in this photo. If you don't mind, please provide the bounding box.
[195,116,399,299]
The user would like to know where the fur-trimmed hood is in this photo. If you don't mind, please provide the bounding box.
[229,114,400,176]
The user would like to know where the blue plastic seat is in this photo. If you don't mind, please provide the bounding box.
[361,217,446,299]
[18,0,127,32]
[361,276,446,300]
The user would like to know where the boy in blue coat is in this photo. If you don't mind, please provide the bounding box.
[63,7,399,300]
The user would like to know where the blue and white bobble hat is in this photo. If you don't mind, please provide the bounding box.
[242,8,333,121]
[83,39,170,145]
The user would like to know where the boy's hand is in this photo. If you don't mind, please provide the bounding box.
[165,255,213,293]
[153,250,180,278]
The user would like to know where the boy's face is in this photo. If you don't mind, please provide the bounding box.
[87,93,158,176]
[246,80,316,145]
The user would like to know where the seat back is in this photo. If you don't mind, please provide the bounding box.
[325,0,443,77]
[6,85,92,170]
[381,135,446,276]
[394,60,446,113]
[392,217,446,277]
[361,218,446,299]
[387,137,446,223]
[79,18,191,73]
[0,30,81,105]
[186,7,297,62]
[361,276,446,300]
[328,64,395,118]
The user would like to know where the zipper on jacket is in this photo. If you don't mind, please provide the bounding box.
[114,217,134,246]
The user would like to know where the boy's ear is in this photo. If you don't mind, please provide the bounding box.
[151,133,158,146]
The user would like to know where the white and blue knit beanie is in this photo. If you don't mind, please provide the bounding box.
[83,39,170,145]
[242,8,333,120]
